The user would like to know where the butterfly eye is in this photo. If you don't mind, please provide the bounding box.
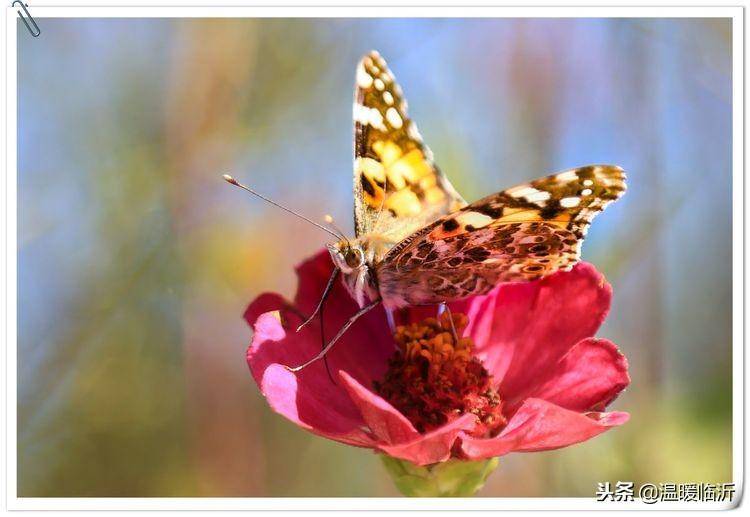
[345,248,363,268]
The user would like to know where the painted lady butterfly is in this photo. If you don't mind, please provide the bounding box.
[228,50,626,370]
[327,51,626,313]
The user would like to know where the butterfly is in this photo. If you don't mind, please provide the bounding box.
[227,50,626,371]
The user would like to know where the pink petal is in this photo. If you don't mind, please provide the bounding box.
[520,338,630,413]
[248,313,375,447]
[245,251,395,448]
[338,372,481,465]
[244,292,298,328]
[459,398,629,459]
[464,262,613,400]
[379,413,478,466]
[339,371,420,444]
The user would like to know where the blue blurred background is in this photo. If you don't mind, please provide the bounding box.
[18,18,732,496]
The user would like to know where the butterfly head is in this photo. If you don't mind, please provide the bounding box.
[327,240,366,274]
[327,240,378,308]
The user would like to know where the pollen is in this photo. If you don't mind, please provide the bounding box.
[373,313,507,438]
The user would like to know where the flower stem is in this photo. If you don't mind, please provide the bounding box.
[380,455,499,497]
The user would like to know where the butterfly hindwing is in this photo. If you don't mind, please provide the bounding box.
[376,165,626,306]
[353,51,465,244]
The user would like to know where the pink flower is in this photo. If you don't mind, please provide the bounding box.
[245,250,629,466]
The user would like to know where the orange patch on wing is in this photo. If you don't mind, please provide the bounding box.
[493,208,572,228]
[427,219,462,240]
[357,157,387,208]
[495,207,540,222]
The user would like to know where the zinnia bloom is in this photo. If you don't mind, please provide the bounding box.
[245,250,629,467]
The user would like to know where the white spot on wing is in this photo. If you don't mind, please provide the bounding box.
[526,190,551,203]
[353,103,369,124]
[383,91,394,105]
[407,121,423,142]
[560,197,581,208]
[581,188,593,196]
[356,64,373,88]
[555,170,579,182]
[353,103,387,131]
[369,109,386,131]
[374,78,385,91]
[385,107,403,128]
[507,186,538,198]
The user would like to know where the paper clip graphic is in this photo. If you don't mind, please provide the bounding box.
[13,1,40,37]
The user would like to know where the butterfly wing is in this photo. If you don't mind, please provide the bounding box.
[376,164,626,307]
[353,51,465,243]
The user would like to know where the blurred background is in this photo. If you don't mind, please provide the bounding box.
[17,18,732,496]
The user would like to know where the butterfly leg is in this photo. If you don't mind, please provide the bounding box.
[439,302,459,343]
[295,268,340,383]
[297,268,340,332]
[319,286,335,385]
[286,299,381,373]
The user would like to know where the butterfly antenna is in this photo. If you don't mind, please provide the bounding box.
[323,215,350,246]
[223,174,341,240]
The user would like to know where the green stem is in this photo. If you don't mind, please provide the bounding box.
[380,455,499,497]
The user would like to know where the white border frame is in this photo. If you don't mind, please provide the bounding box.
[2,4,744,512]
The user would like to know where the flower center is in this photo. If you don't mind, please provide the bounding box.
[373,312,507,438]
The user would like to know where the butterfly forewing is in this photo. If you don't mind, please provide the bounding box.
[352,51,465,244]
[376,165,626,307]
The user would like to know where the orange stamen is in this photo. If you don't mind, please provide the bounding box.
[374,313,507,439]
